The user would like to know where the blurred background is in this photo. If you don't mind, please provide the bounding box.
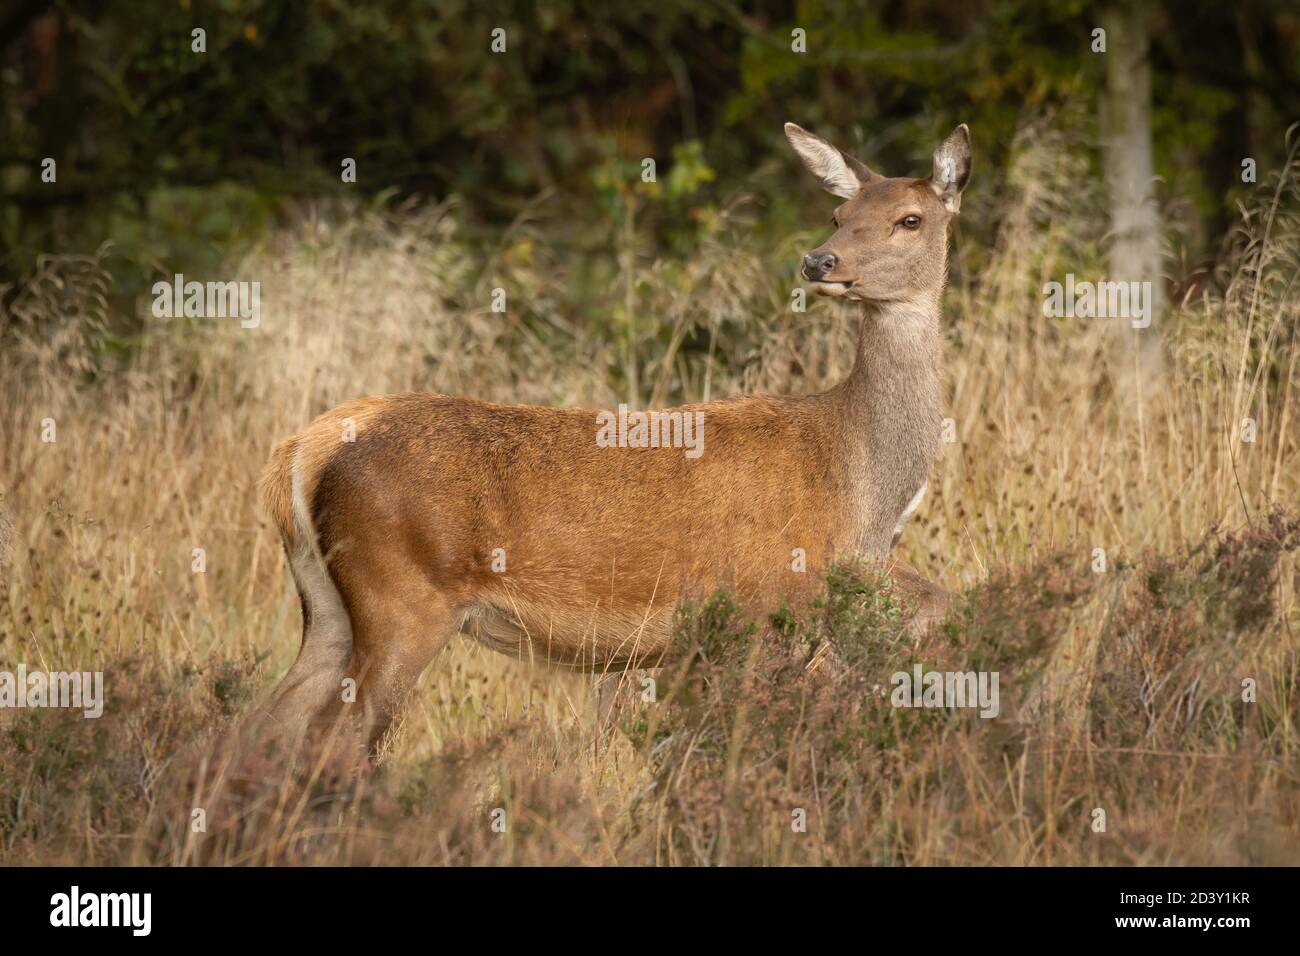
[2,0,1298,322]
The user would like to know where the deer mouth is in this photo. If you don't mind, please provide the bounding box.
[807,279,854,297]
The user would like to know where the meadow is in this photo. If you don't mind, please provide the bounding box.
[1,124,1297,865]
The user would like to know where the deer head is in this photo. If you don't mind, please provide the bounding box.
[785,123,971,305]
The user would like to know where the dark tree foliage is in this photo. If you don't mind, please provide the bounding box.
[1,0,1296,292]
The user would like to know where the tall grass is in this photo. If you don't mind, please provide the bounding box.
[0,123,1297,865]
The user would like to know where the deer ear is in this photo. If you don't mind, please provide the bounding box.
[929,124,972,213]
[784,123,875,200]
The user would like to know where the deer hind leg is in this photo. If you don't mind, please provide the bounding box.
[259,533,355,751]
[260,532,455,760]
[333,570,461,757]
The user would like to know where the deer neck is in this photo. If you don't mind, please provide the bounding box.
[829,297,944,552]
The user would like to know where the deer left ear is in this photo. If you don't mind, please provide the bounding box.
[784,123,876,200]
[929,124,972,213]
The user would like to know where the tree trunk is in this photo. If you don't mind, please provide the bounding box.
[1102,4,1164,371]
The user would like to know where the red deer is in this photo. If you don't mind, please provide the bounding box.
[258,122,971,753]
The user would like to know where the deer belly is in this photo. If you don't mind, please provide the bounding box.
[463,597,676,669]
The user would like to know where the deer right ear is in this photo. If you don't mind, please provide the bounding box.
[929,124,972,213]
[784,123,875,200]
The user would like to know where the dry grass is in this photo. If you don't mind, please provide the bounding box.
[1,124,1297,865]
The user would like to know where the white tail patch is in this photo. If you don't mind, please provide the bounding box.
[893,481,928,540]
[291,448,353,660]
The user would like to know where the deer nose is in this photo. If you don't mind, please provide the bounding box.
[802,253,836,280]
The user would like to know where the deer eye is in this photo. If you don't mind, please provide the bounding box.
[900,215,922,229]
